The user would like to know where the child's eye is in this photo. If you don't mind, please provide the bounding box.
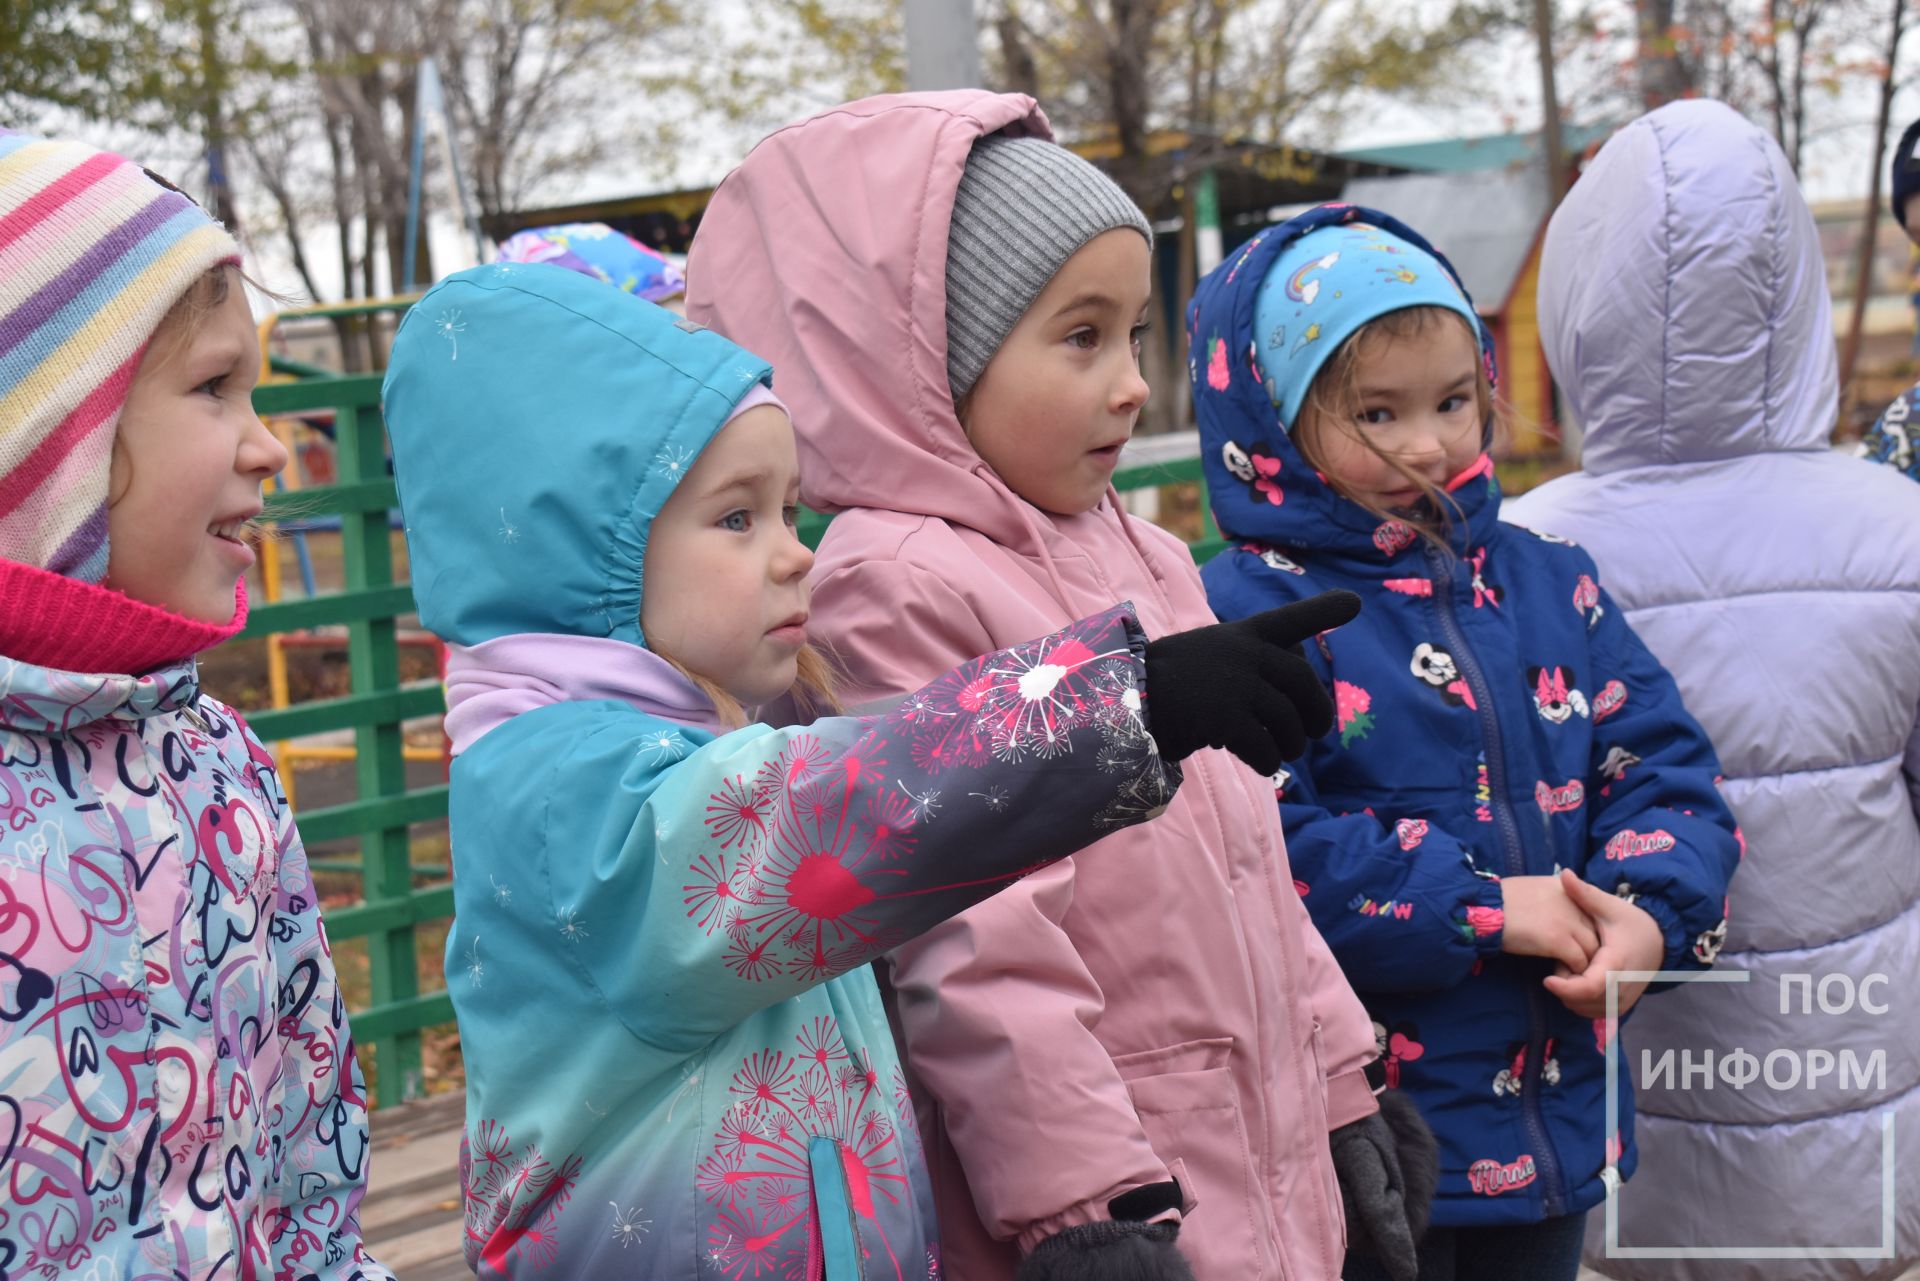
[782,504,800,529]
[1129,322,1151,349]
[719,510,751,533]
[1358,407,1393,425]
[1440,394,1471,414]
[1067,327,1098,350]
[196,375,226,399]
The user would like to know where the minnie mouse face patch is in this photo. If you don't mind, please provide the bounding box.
[1221,440,1285,507]
[1528,666,1589,724]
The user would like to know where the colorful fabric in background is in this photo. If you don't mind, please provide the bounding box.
[494,222,685,301]
[1859,381,1920,482]
[0,130,239,581]
[1251,219,1484,432]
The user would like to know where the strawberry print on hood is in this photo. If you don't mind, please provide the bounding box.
[1190,202,1742,1230]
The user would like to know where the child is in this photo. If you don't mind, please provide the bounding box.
[378,258,1353,1279]
[1508,100,1920,1281]
[688,91,1423,1281]
[0,133,388,1278]
[1187,202,1743,1280]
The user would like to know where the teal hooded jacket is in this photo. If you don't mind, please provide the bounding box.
[382,263,1180,1278]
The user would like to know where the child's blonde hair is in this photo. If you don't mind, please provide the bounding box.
[1292,305,1508,552]
[656,644,842,729]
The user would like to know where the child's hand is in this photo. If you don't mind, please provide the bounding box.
[1497,874,1601,972]
[1542,869,1668,1018]
[1142,590,1362,775]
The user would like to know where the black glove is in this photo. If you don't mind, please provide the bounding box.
[1143,590,1362,776]
[1017,1219,1197,1281]
[1332,1089,1439,1281]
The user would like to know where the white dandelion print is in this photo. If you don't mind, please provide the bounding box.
[641,729,687,764]
[654,445,695,481]
[610,1201,652,1247]
[900,783,942,822]
[464,937,484,988]
[435,308,467,360]
[558,907,589,942]
[969,785,1010,813]
[490,875,512,906]
[498,508,520,543]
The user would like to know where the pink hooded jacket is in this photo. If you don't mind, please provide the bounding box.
[689,90,1378,1281]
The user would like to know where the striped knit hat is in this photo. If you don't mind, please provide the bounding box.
[0,131,241,582]
[944,135,1152,403]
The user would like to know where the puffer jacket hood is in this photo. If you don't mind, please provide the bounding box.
[382,262,771,648]
[1538,98,1838,473]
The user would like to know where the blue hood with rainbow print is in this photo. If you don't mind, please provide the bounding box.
[1189,203,1500,563]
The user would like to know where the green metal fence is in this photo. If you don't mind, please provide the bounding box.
[239,363,1224,1110]
[243,372,450,1107]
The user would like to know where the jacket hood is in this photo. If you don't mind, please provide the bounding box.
[1188,202,1501,564]
[383,262,772,648]
[1539,99,1838,473]
[688,91,1074,546]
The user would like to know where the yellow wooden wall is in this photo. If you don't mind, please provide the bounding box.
[1499,231,1555,453]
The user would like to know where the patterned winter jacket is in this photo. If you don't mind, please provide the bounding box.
[380,264,1184,1279]
[0,655,387,1280]
[1189,203,1743,1229]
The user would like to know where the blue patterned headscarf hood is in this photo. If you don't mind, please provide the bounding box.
[1253,222,1483,432]
[1189,203,1500,560]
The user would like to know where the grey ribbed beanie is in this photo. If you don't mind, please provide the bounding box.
[944,135,1153,403]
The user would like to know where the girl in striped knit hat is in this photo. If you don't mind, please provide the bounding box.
[0,132,389,1279]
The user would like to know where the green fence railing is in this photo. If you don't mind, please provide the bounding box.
[240,362,1225,1110]
[242,372,450,1106]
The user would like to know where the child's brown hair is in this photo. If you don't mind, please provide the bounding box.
[1291,305,1509,551]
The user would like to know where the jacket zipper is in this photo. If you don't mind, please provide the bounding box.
[1423,544,1567,1217]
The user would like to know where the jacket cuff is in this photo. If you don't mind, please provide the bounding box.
[1462,881,1507,956]
[1325,1065,1380,1131]
[1013,1164,1194,1256]
[1634,892,1693,971]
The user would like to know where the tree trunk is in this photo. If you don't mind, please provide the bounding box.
[1839,0,1908,407]
[1634,0,1689,108]
[197,0,240,229]
[1534,0,1568,205]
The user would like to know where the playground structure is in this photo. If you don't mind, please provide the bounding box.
[254,296,448,817]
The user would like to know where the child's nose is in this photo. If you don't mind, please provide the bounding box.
[775,526,814,582]
[1112,358,1150,415]
[240,413,291,479]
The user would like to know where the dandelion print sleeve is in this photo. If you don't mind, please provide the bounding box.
[543,604,1179,1054]
[1577,579,1742,972]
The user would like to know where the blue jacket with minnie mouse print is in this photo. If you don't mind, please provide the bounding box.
[1188,203,1742,1229]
